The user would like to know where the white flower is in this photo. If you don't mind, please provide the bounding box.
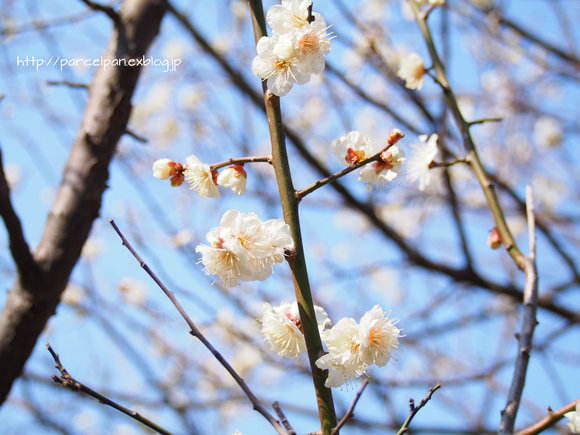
[184,155,220,198]
[358,305,400,367]
[565,402,580,434]
[253,0,332,96]
[261,301,330,358]
[267,0,320,34]
[153,159,174,179]
[332,130,374,166]
[196,210,294,287]
[293,17,332,76]
[252,33,310,96]
[397,53,426,90]
[407,134,439,191]
[316,306,401,388]
[534,117,563,148]
[359,145,405,191]
[316,318,366,388]
[196,225,249,288]
[217,164,247,195]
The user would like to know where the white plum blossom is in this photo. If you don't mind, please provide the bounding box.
[397,53,426,90]
[359,145,405,191]
[217,164,247,195]
[252,33,310,96]
[565,402,580,434]
[196,210,294,287]
[316,317,366,388]
[267,0,321,34]
[184,155,220,198]
[252,0,332,96]
[407,134,439,191]
[316,305,401,388]
[260,301,331,358]
[358,305,401,367]
[332,130,374,166]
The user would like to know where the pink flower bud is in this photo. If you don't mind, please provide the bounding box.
[387,129,404,145]
[488,228,502,249]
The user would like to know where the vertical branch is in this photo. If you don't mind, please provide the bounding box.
[247,2,337,433]
[499,186,539,433]
[407,0,526,270]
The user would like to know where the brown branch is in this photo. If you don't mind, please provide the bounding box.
[0,0,167,406]
[516,398,580,435]
[331,379,370,434]
[47,344,172,435]
[273,401,297,435]
[397,382,442,434]
[210,155,272,170]
[108,219,286,435]
[0,146,37,275]
[296,143,396,200]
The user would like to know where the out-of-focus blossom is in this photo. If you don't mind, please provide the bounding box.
[407,134,439,191]
[565,402,580,434]
[397,53,426,90]
[534,117,563,148]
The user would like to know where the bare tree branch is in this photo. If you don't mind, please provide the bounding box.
[499,186,539,434]
[516,398,580,435]
[331,379,370,434]
[0,0,167,406]
[397,382,442,434]
[0,146,36,275]
[108,219,287,435]
[47,344,172,435]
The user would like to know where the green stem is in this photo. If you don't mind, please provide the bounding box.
[408,0,526,270]
[248,1,337,433]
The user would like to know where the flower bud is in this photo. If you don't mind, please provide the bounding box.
[153,159,175,179]
[488,228,502,249]
[387,129,404,145]
[217,164,247,195]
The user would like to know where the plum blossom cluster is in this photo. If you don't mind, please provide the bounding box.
[332,129,405,191]
[196,210,294,288]
[152,156,247,197]
[261,302,401,388]
[252,0,333,96]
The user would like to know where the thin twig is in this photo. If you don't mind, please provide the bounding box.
[499,186,539,434]
[429,157,470,169]
[47,344,172,435]
[331,379,370,434]
[210,155,272,170]
[516,397,580,435]
[296,142,397,200]
[108,220,286,435]
[468,117,503,126]
[273,401,297,435]
[46,80,89,89]
[397,382,442,435]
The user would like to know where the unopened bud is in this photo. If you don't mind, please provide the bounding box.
[153,159,175,180]
[488,228,502,250]
[387,129,404,145]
